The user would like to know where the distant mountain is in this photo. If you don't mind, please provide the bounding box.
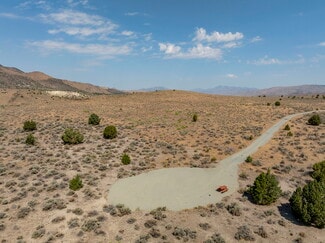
[137,87,169,92]
[0,64,122,94]
[193,85,325,96]
[193,86,258,96]
[253,85,325,96]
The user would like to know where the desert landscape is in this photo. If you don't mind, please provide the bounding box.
[0,88,324,242]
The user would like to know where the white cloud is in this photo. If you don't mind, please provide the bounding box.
[194,28,244,43]
[318,42,325,46]
[159,43,222,60]
[159,43,181,55]
[28,40,131,58]
[222,42,241,48]
[121,31,134,37]
[67,0,89,7]
[41,10,105,26]
[0,12,21,19]
[125,12,139,16]
[40,10,118,39]
[251,36,263,43]
[250,55,305,65]
[226,74,237,79]
[251,56,281,65]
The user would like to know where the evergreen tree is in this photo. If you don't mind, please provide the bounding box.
[290,180,325,228]
[249,170,282,205]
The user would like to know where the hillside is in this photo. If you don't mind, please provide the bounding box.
[0,64,120,94]
[193,85,325,96]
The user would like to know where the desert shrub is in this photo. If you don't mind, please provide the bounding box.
[69,175,83,191]
[284,124,290,130]
[23,120,36,131]
[103,125,117,139]
[274,101,281,106]
[88,113,100,125]
[245,155,253,163]
[312,160,325,182]
[308,114,321,126]
[25,134,36,145]
[61,128,84,144]
[204,233,225,243]
[287,131,293,136]
[226,203,242,216]
[249,170,282,205]
[192,114,198,122]
[234,225,255,241]
[121,154,131,165]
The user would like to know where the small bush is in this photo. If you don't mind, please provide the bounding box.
[88,113,100,125]
[103,125,117,139]
[69,175,83,191]
[62,128,84,144]
[121,154,131,165]
[308,114,321,126]
[23,120,36,131]
[245,156,253,163]
[234,225,255,241]
[275,101,281,106]
[284,124,290,130]
[192,114,198,122]
[287,131,293,136]
[312,160,325,182]
[25,134,36,145]
[249,169,282,205]
[226,203,242,216]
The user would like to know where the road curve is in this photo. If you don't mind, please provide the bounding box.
[107,111,322,211]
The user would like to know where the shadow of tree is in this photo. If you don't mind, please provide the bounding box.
[277,203,304,226]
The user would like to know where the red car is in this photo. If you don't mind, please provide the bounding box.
[217,185,228,193]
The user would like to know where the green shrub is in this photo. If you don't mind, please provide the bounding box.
[88,113,100,125]
[245,155,253,163]
[23,120,37,131]
[103,125,117,139]
[274,101,281,106]
[312,160,325,182]
[69,175,83,191]
[249,170,282,205]
[62,128,84,144]
[25,134,36,145]
[287,131,293,136]
[192,114,198,122]
[284,124,290,131]
[121,154,131,165]
[308,114,321,126]
[290,180,325,228]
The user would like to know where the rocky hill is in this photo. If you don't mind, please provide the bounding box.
[0,64,121,94]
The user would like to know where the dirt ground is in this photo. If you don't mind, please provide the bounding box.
[0,89,324,242]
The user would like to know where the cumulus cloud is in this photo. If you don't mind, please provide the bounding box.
[159,43,222,60]
[318,42,325,46]
[28,40,131,58]
[159,43,181,55]
[194,28,244,43]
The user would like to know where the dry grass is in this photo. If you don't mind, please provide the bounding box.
[0,89,324,242]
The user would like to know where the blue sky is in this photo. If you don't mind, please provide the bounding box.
[0,0,324,90]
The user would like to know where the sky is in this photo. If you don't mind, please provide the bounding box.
[0,0,325,90]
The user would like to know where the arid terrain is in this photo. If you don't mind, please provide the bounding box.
[0,89,324,242]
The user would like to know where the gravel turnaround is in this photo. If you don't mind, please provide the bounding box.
[107,111,320,211]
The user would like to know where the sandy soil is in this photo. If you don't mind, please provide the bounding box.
[0,89,324,242]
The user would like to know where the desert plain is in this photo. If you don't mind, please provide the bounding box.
[0,89,324,242]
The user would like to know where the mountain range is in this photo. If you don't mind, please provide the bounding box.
[1,64,324,96]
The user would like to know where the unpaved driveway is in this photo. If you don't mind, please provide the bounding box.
[107,111,320,211]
